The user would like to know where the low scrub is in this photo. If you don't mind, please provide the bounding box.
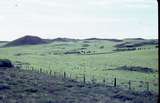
[0,59,14,68]
[115,66,156,73]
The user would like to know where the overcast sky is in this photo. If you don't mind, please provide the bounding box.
[0,0,158,41]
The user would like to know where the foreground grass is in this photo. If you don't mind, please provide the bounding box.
[0,68,158,103]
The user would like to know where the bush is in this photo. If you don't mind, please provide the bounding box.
[0,59,14,68]
[100,46,104,49]
[82,44,90,47]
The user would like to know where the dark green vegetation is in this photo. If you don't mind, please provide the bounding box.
[0,59,14,68]
[110,66,157,73]
[0,68,158,103]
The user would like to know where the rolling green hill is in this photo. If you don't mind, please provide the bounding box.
[0,37,158,93]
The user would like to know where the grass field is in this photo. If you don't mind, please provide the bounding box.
[0,39,158,92]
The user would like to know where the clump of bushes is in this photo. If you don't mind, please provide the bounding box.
[116,66,156,73]
[82,44,90,47]
[113,48,136,51]
[99,46,104,49]
[0,59,14,68]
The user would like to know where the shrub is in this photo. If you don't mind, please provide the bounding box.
[82,44,90,47]
[0,59,14,68]
[100,46,104,49]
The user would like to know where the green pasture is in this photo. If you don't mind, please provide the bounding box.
[0,40,158,92]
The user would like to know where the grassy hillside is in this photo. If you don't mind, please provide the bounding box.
[3,35,48,47]
[0,68,158,103]
[0,39,158,92]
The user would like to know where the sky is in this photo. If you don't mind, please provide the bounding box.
[0,0,158,41]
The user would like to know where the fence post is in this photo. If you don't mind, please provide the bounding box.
[54,72,56,77]
[83,74,86,84]
[70,74,72,79]
[114,78,117,87]
[103,78,105,86]
[146,82,149,91]
[49,70,52,75]
[92,76,95,84]
[128,80,131,90]
[63,72,66,79]
[40,68,42,73]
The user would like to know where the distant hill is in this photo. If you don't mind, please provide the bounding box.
[52,37,79,42]
[115,39,158,48]
[0,41,8,47]
[4,35,48,47]
[0,41,8,43]
[3,36,80,47]
[2,35,158,47]
[123,38,145,41]
[85,38,123,42]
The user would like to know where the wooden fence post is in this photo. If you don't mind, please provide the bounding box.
[40,68,42,73]
[128,80,131,90]
[54,72,56,77]
[114,78,117,87]
[103,78,105,86]
[49,70,52,75]
[146,82,149,91]
[63,72,66,79]
[83,74,86,84]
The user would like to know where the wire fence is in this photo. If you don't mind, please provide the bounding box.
[16,64,158,93]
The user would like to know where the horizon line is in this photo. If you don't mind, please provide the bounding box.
[0,34,158,42]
